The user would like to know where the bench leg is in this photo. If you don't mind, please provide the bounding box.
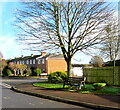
[79,85,82,90]
[83,82,86,88]
[68,85,72,89]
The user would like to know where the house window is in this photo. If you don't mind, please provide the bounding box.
[38,59,41,64]
[27,60,29,64]
[17,61,19,64]
[42,59,45,64]
[42,69,45,72]
[19,61,21,64]
[30,59,32,64]
[33,59,35,64]
[22,61,24,64]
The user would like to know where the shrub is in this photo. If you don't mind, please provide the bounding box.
[4,69,13,76]
[48,71,67,83]
[7,69,13,76]
[24,68,31,76]
[93,83,106,87]
[93,83,106,90]
[34,68,42,76]
[2,67,13,76]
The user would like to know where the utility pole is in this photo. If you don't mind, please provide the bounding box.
[0,51,3,76]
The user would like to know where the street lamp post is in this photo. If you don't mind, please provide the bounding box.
[0,51,3,76]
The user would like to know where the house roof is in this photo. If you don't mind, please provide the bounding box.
[105,59,120,66]
[7,54,65,62]
[7,54,41,62]
[47,54,64,59]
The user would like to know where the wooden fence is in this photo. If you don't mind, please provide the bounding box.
[83,66,120,86]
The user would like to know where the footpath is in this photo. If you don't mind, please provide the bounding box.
[11,83,120,110]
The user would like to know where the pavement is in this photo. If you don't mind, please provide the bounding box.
[11,83,120,110]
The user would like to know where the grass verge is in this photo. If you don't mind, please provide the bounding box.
[33,81,120,95]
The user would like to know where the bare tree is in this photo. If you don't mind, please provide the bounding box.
[99,17,120,63]
[14,0,114,77]
[89,56,104,67]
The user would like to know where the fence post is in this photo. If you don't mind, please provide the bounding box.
[113,66,114,86]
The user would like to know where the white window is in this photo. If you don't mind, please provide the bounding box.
[33,59,35,64]
[42,59,45,64]
[38,59,41,64]
[22,61,24,64]
[17,61,19,64]
[27,60,29,64]
[42,69,45,72]
[30,59,32,64]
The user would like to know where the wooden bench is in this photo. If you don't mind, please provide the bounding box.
[63,77,86,90]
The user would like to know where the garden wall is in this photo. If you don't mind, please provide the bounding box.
[83,66,120,86]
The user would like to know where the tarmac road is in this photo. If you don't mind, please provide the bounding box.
[1,78,45,85]
[1,79,93,109]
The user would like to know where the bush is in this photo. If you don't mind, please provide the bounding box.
[93,83,106,87]
[2,69,13,76]
[48,71,67,83]
[23,68,31,76]
[26,68,31,76]
[93,83,106,90]
[34,68,42,76]
[7,69,13,76]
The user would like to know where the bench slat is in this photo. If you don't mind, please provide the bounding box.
[63,77,86,90]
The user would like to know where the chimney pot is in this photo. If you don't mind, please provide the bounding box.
[31,54,34,57]
[41,52,46,56]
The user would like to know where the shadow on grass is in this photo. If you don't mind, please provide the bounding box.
[33,82,120,104]
[35,87,69,91]
[33,82,120,94]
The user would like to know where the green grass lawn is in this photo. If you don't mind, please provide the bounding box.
[33,81,63,89]
[33,81,120,95]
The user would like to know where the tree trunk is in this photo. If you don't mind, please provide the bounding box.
[20,70,23,76]
[66,59,72,78]
[14,69,16,76]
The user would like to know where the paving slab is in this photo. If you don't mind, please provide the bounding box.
[12,83,120,110]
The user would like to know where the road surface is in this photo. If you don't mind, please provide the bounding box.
[1,79,93,109]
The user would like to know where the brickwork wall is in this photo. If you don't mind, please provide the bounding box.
[46,59,67,74]
[37,58,47,72]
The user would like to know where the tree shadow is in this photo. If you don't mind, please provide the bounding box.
[95,94,120,104]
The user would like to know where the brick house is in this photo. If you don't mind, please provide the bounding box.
[8,52,67,74]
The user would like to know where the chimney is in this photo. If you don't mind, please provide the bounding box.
[41,52,46,56]
[31,54,34,57]
[21,55,24,58]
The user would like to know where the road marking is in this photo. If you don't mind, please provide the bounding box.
[39,102,43,104]
[29,103,36,106]
[32,104,35,106]
[48,100,54,103]
[0,83,12,88]
[3,96,11,100]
